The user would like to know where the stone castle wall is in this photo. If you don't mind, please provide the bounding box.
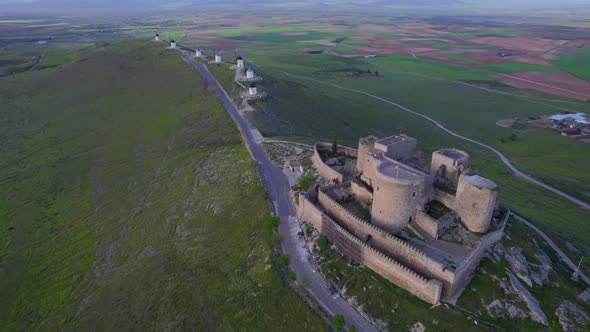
[312,143,358,183]
[320,214,443,304]
[414,210,456,239]
[449,209,508,298]
[317,190,456,297]
[351,181,372,202]
[455,176,497,233]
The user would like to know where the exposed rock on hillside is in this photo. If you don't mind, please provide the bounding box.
[504,246,533,287]
[506,270,548,326]
[410,322,425,332]
[579,288,590,304]
[555,301,589,332]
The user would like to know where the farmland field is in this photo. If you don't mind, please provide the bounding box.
[0,41,325,331]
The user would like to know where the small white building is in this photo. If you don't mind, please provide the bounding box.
[246,66,254,79]
[196,48,202,57]
[237,55,244,68]
[155,33,160,42]
[248,83,257,96]
[215,52,222,63]
[170,40,177,48]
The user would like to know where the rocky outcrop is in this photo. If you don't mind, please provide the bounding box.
[506,270,548,326]
[555,301,589,332]
[410,322,425,332]
[579,288,590,304]
[505,246,533,287]
[486,299,505,319]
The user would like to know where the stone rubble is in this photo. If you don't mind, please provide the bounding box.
[555,300,589,332]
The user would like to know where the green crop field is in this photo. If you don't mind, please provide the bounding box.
[0,41,325,331]
[554,48,590,80]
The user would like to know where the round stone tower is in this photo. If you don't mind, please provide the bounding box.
[170,40,177,48]
[237,55,244,68]
[196,48,202,57]
[370,161,427,234]
[215,52,222,63]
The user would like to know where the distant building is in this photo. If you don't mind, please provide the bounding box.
[364,54,377,58]
[497,50,512,57]
[248,83,257,96]
[170,40,177,48]
[237,55,244,68]
[549,113,587,122]
[196,48,202,57]
[246,66,254,79]
[155,33,160,42]
[215,52,222,63]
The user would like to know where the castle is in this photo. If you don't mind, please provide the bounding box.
[298,135,507,304]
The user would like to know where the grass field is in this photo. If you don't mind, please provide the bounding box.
[0,41,326,330]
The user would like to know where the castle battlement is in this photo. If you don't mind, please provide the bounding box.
[301,134,505,304]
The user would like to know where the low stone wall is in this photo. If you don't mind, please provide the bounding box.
[449,208,509,299]
[317,190,456,297]
[433,189,457,211]
[313,144,344,183]
[313,143,358,183]
[351,182,372,202]
[320,214,442,305]
[414,210,456,239]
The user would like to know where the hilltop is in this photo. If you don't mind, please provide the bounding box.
[0,41,325,330]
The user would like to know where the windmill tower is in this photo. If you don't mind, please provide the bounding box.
[236,55,244,68]
[215,52,222,63]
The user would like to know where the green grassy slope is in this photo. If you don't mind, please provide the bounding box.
[0,41,325,331]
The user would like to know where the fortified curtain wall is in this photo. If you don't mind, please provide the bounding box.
[449,209,509,298]
[320,214,443,304]
[317,190,456,297]
[313,143,358,183]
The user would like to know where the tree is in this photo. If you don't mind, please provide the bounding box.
[509,133,518,141]
[332,138,338,155]
[332,314,345,330]
[278,254,291,267]
[266,217,280,229]
[348,325,357,332]
[375,71,379,76]
[366,69,371,74]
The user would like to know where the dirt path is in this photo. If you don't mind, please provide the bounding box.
[277,70,590,210]
[497,73,590,99]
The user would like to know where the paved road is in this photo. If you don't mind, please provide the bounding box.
[176,50,378,332]
[512,214,590,285]
[277,71,590,210]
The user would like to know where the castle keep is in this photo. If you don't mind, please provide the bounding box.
[298,135,507,304]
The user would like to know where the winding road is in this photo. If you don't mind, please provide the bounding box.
[175,49,378,332]
[276,71,590,210]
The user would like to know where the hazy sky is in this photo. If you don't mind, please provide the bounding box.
[1,0,589,15]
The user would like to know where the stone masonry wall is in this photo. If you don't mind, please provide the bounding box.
[414,210,457,239]
[313,144,344,183]
[318,190,456,297]
[298,193,323,230]
[320,214,442,305]
[351,182,372,202]
[449,209,509,299]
